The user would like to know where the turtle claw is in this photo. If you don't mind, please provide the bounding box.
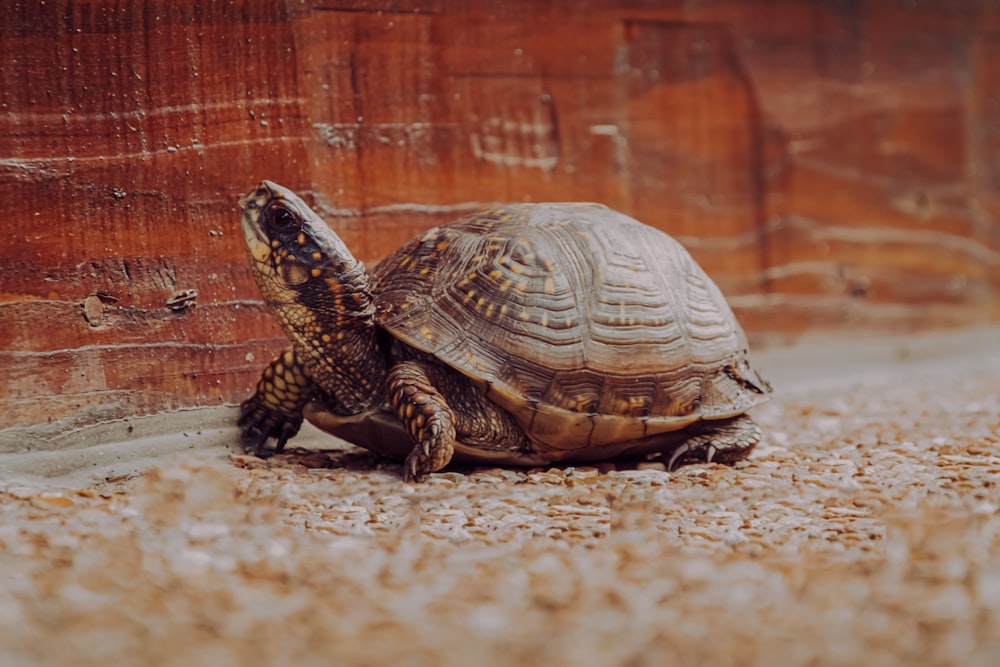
[403,454,424,484]
[253,432,273,458]
[667,442,693,471]
[666,442,719,471]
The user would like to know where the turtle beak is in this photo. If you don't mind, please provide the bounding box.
[239,182,273,264]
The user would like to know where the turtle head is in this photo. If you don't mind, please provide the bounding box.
[239,180,359,294]
[238,180,372,314]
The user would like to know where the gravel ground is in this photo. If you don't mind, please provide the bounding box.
[1,330,998,667]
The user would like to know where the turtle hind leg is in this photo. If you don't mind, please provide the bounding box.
[665,413,762,471]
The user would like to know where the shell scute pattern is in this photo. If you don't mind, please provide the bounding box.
[374,203,767,448]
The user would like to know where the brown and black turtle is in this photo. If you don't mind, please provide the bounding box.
[237,180,772,481]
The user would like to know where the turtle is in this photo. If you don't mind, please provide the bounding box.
[237,180,772,482]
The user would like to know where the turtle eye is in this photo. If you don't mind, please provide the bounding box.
[265,204,300,232]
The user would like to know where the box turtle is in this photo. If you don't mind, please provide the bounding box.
[238,180,772,482]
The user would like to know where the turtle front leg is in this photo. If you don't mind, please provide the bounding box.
[238,347,315,456]
[387,361,457,482]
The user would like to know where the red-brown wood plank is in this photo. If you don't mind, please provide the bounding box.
[1,0,997,433]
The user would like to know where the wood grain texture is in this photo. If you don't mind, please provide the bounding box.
[1,0,998,432]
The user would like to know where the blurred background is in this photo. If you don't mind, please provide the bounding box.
[2,0,998,436]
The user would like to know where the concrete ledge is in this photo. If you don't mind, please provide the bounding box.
[2,325,997,485]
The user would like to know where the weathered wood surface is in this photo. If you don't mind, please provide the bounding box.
[1,1,998,433]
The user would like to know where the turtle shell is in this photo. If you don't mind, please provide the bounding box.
[372,203,771,452]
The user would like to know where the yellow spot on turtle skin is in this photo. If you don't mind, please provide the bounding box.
[274,363,285,376]
[456,278,470,288]
[326,356,335,365]
[419,266,431,276]
[518,309,531,321]
[419,325,435,341]
[435,240,450,251]
[484,244,501,252]
[311,268,322,278]
[517,280,530,292]
[312,251,322,261]
[404,404,415,419]
[271,239,281,249]
[462,290,477,304]
[475,297,487,311]
[336,331,345,340]
[499,278,512,292]
[499,304,509,318]
[539,311,549,327]
[484,303,495,318]
[398,257,411,270]
[522,252,536,265]
[542,258,556,272]
[321,334,331,343]
[297,232,306,246]
[488,269,502,280]
[543,277,556,295]
[273,375,288,391]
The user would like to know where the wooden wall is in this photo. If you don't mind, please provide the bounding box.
[2,1,998,433]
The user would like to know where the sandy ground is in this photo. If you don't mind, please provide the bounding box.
[1,328,998,667]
